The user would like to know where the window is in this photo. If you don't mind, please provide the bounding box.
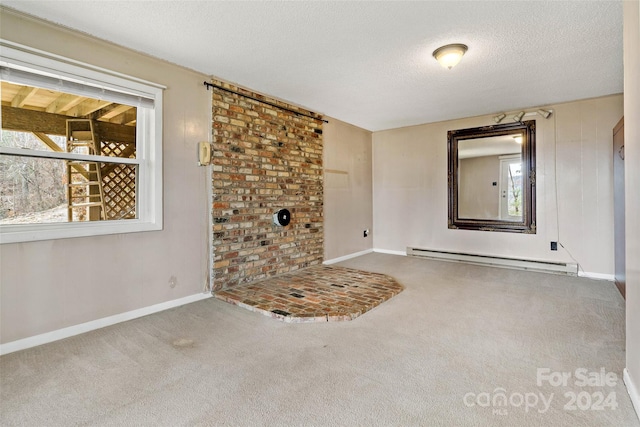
[499,155,523,220]
[0,41,164,243]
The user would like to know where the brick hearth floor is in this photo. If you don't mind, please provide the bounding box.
[214,265,404,322]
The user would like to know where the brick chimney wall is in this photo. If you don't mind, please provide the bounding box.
[210,79,323,290]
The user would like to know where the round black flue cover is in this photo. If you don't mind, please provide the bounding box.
[273,209,291,226]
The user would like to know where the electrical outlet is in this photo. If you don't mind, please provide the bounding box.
[169,275,177,288]
[550,241,558,251]
[363,229,369,238]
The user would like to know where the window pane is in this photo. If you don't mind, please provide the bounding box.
[507,162,522,217]
[0,155,66,223]
[0,129,67,151]
[0,155,137,224]
[0,81,136,159]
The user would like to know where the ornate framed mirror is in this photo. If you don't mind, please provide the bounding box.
[448,120,536,233]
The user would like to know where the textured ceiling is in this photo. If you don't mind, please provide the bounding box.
[3,1,623,131]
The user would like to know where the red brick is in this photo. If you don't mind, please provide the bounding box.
[210,78,324,290]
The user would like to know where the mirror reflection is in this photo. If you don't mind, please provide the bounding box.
[458,134,523,221]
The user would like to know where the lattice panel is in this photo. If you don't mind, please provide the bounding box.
[101,140,136,159]
[100,140,136,220]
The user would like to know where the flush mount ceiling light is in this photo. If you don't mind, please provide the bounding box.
[432,43,468,69]
[513,135,523,144]
[513,111,525,122]
[493,113,506,123]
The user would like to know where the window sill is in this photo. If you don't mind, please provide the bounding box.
[0,219,162,244]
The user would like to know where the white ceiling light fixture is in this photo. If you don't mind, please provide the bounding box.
[513,111,525,122]
[432,43,468,69]
[513,135,523,144]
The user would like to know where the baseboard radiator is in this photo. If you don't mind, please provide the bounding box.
[406,247,578,275]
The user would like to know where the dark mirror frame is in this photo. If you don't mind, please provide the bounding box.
[448,120,536,233]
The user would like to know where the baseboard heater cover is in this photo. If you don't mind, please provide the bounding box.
[406,247,578,275]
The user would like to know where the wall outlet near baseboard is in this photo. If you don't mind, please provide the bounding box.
[550,241,558,251]
[364,229,369,238]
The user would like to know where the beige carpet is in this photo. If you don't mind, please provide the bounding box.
[1,253,637,426]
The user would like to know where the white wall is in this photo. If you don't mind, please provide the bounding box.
[373,95,623,276]
[624,0,640,416]
[459,155,500,220]
[323,118,373,261]
[0,10,211,344]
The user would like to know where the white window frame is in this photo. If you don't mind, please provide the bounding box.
[0,40,164,243]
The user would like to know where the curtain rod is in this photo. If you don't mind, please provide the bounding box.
[203,81,328,123]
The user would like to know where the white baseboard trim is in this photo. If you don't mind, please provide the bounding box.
[0,292,213,356]
[373,248,407,256]
[578,271,615,281]
[624,368,640,421]
[323,249,373,265]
